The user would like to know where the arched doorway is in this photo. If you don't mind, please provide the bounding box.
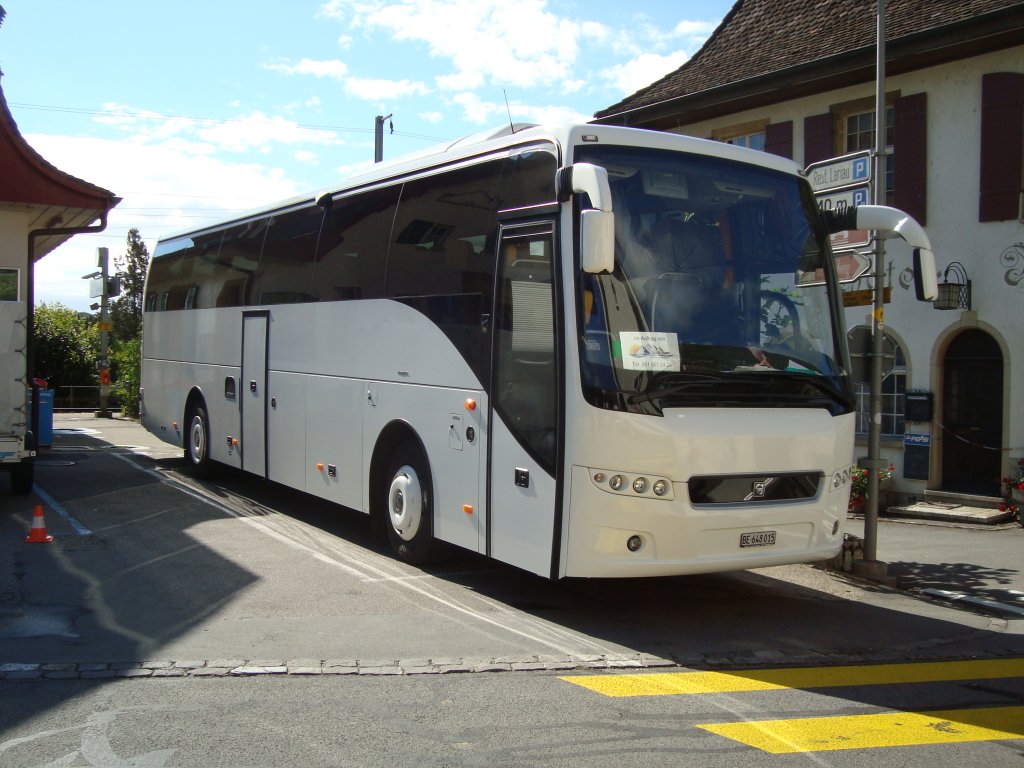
[941,329,1003,495]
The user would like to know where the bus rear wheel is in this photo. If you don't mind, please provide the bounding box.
[382,441,439,566]
[185,402,218,479]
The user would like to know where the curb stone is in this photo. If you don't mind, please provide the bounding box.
[3,646,1022,681]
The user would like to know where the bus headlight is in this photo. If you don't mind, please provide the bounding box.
[589,468,673,500]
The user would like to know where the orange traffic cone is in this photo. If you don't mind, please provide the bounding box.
[23,504,53,544]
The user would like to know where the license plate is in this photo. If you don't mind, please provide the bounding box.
[740,530,776,548]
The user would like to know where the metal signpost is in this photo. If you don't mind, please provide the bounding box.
[806,0,890,574]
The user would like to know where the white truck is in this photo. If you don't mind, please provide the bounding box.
[0,279,35,494]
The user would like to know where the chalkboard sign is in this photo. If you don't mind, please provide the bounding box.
[903,433,931,481]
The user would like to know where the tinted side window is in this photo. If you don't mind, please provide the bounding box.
[146,233,222,312]
[387,159,501,300]
[252,206,324,305]
[499,148,558,211]
[213,221,267,307]
[387,160,502,384]
[313,185,399,301]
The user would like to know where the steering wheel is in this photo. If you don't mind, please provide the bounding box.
[760,290,802,346]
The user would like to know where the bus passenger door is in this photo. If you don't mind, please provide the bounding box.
[241,312,268,477]
[488,222,560,578]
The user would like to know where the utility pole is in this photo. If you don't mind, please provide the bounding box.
[862,0,888,575]
[374,113,393,163]
[96,247,112,419]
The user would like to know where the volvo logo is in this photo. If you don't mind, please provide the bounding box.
[745,477,777,501]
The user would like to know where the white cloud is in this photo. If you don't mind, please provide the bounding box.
[25,132,308,311]
[344,77,430,100]
[452,93,500,125]
[602,51,688,95]
[450,92,588,126]
[263,58,349,79]
[419,111,443,124]
[673,19,718,40]
[195,112,345,153]
[322,0,587,92]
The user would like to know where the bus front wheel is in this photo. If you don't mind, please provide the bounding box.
[382,441,439,566]
[185,403,218,479]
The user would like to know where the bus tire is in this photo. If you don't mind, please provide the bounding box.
[382,441,439,566]
[11,462,33,495]
[185,402,218,479]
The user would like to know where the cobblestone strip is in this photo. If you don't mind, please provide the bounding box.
[2,646,1020,680]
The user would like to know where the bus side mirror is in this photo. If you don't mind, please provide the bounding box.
[912,247,938,302]
[580,209,614,274]
[852,205,938,301]
[558,163,615,274]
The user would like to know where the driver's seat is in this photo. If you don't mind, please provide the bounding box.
[649,272,737,344]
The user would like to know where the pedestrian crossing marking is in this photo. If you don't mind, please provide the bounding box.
[697,706,1024,753]
[561,657,1024,698]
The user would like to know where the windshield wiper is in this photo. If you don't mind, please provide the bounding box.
[628,368,852,410]
[724,369,853,408]
[627,370,739,405]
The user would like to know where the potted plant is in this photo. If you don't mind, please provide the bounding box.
[999,457,1024,523]
[848,463,894,513]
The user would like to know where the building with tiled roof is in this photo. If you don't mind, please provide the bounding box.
[595,0,1024,509]
[0,12,119,492]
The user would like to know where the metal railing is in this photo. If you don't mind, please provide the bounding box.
[53,385,121,411]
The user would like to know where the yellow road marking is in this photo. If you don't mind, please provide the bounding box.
[561,658,1024,698]
[697,706,1024,753]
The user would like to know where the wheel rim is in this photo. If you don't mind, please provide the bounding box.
[189,414,206,464]
[388,464,422,541]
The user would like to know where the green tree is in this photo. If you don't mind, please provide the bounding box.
[110,228,150,343]
[33,302,98,392]
[108,228,149,417]
[111,337,141,417]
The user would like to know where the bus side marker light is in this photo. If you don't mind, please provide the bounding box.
[465,399,477,411]
[231,438,238,446]
[172,421,178,432]
[463,504,474,516]
[316,463,324,472]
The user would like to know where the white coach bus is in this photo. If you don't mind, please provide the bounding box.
[140,123,936,579]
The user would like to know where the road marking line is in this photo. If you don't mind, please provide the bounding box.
[33,485,93,536]
[697,706,1024,753]
[561,658,1024,697]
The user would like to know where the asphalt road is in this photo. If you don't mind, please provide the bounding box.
[1,414,1022,766]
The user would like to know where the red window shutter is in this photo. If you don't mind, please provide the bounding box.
[765,121,793,159]
[803,113,833,165]
[979,72,1024,222]
[894,92,927,225]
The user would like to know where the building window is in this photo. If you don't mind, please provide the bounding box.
[0,268,18,301]
[726,131,766,151]
[842,106,894,201]
[848,326,907,437]
[713,119,768,152]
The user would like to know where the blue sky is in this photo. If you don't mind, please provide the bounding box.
[1,0,733,310]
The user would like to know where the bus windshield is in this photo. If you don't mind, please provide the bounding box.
[574,145,853,416]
